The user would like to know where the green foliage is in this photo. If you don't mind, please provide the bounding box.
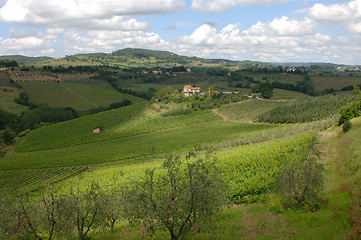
[338,100,361,126]
[123,154,225,240]
[252,82,273,99]
[1,127,15,145]
[258,94,358,123]
[275,138,324,210]
[20,106,79,130]
[342,120,352,133]
[217,131,317,202]
[352,85,361,95]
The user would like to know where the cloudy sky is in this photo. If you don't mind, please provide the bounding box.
[0,0,360,64]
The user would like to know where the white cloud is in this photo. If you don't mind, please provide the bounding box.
[175,17,338,63]
[309,2,354,22]
[0,36,55,56]
[348,21,361,34]
[0,0,184,30]
[62,29,170,55]
[309,0,361,22]
[191,0,290,13]
[308,0,361,35]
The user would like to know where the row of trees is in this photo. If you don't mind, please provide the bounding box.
[0,155,226,240]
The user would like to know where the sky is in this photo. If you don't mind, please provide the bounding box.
[0,0,360,64]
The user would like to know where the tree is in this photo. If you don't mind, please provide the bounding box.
[2,128,15,145]
[353,85,361,95]
[124,154,225,240]
[57,183,101,240]
[252,82,273,99]
[276,138,324,210]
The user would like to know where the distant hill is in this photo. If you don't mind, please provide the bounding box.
[0,55,53,64]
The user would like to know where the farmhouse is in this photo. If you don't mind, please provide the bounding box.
[183,85,201,97]
[93,128,101,134]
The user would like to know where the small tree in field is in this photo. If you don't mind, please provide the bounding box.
[276,138,324,210]
[124,154,225,240]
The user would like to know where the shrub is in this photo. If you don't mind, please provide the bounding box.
[275,138,324,210]
[343,120,352,133]
[338,100,361,126]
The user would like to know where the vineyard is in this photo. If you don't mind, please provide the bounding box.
[17,82,145,111]
[8,70,58,82]
[0,166,87,193]
[2,118,283,170]
[47,131,316,202]
[217,99,288,122]
[257,94,359,123]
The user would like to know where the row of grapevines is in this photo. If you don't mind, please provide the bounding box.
[215,131,316,200]
[0,166,88,194]
[257,94,358,123]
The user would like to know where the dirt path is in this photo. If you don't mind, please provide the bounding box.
[212,108,229,121]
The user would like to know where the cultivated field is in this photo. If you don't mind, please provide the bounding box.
[18,82,145,110]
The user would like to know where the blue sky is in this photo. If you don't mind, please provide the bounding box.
[0,0,360,64]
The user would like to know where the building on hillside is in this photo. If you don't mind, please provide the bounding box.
[183,85,201,97]
[93,128,101,134]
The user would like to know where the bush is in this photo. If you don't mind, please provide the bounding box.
[343,120,352,133]
[1,128,15,145]
[276,138,324,210]
[338,100,361,126]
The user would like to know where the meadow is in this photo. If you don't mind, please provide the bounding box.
[18,82,145,111]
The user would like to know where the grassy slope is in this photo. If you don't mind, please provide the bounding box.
[19,82,145,111]
[0,86,28,114]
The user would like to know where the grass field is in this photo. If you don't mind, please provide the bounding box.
[0,86,28,114]
[18,82,145,110]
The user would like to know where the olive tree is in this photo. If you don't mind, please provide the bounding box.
[124,154,226,240]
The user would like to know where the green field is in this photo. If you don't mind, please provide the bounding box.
[312,75,361,91]
[18,82,145,110]
[0,86,28,114]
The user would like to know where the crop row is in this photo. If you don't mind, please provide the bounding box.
[2,121,282,170]
[44,131,316,203]
[257,94,359,123]
[16,104,220,152]
[216,131,316,199]
[0,166,87,193]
